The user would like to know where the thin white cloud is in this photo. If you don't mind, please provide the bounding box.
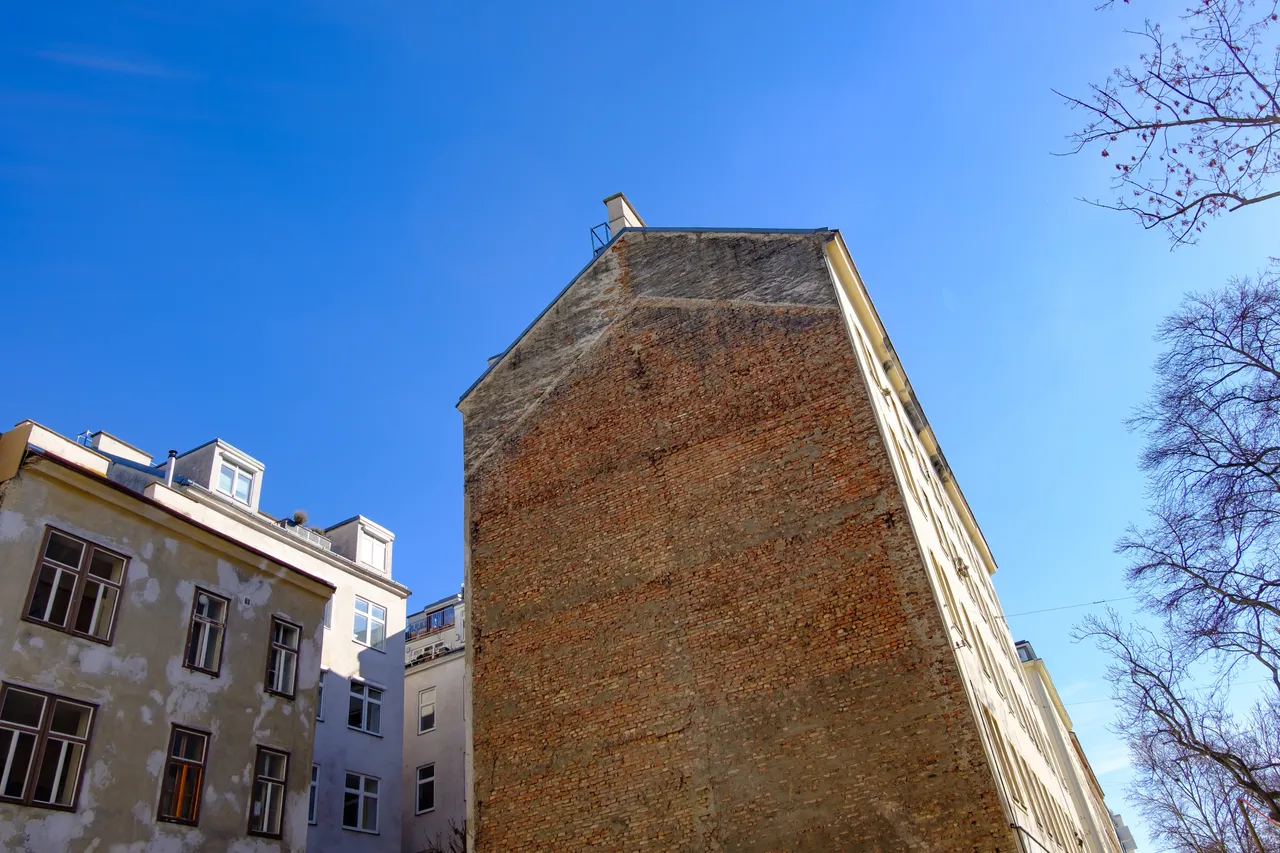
[30,49,190,80]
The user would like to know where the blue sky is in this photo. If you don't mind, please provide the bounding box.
[2,2,1275,847]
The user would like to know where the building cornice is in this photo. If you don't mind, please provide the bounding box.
[180,484,411,599]
[20,452,334,599]
[824,233,1000,577]
[406,646,465,676]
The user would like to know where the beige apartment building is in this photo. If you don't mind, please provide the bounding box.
[402,590,466,853]
[1018,641,1125,853]
[0,419,412,852]
[459,195,1123,852]
[0,421,331,851]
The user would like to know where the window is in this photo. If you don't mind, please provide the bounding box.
[184,589,228,675]
[157,726,207,824]
[247,747,288,837]
[352,598,386,651]
[25,528,127,644]
[418,688,436,734]
[415,764,435,814]
[217,462,254,505]
[0,685,94,810]
[343,772,379,833]
[317,672,326,722]
[348,681,382,735]
[358,535,387,572]
[308,764,319,825]
[265,618,300,698]
[429,606,455,631]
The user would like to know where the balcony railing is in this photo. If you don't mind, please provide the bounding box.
[278,521,332,551]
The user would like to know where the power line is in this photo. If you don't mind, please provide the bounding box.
[1062,678,1271,708]
[1003,596,1138,620]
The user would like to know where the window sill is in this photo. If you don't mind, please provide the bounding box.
[418,727,436,736]
[248,829,283,840]
[157,813,200,827]
[416,806,436,816]
[182,663,221,678]
[352,640,386,654]
[264,688,296,701]
[342,826,381,835]
[347,726,384,738]
[1,795,79,813]
[21,615,115,648]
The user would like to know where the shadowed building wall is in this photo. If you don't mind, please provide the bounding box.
[461,223,1094,853]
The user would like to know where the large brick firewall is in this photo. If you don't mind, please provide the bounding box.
[462,233,1016,852]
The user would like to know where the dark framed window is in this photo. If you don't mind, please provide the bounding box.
[248,746,289,838]
[0,684,95,811]
[342,772,379,833]
[415,763,435,814]
[24,528,128,645]
[184,589,229,675]
[265,617,300,698]
[157,726,208,825]
[348,681,382,735]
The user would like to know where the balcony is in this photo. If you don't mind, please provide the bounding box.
[278,520,332,552]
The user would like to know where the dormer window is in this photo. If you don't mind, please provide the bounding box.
[358,534,387,572]
[217,462,254,505]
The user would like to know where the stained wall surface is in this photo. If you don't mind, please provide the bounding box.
[461,231,1020,852]
[0,457,327,853]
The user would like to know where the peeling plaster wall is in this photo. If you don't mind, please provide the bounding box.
[0,467,326,853]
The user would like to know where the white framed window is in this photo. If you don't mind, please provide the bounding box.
[342,772,379,833]
[347,681,382,735]
[248,747,288,837]
[308,764,319,825]
[265,618,300,698]
[352,598,386,651]
[418,688,436,734]
[357,534,387,572]
[216,462,254,505]
[415,764,435,814]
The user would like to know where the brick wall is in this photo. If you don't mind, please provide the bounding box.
[462,233,1018,852]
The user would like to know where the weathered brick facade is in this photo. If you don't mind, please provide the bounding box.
[461,231,1019,851]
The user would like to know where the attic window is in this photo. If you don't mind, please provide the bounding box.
[358,534,387,572]
[217,462,254,505]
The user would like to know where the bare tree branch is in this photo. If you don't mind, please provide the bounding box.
[1061,0,1280,245]
[1081,270,1280,853]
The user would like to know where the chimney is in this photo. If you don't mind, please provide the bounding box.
[604,193,645,235]
[164,450,177,487]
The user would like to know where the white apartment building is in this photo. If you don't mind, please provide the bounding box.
[402,591,466,853]
[74,426,410,850]
[1017,641,1125,853]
